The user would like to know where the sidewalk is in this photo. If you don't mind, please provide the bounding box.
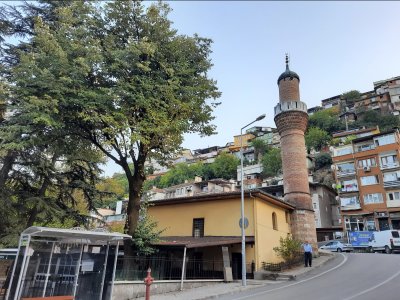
[134,252,336,300]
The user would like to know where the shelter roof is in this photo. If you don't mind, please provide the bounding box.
[22,226,131,244]
[153,236,254,248]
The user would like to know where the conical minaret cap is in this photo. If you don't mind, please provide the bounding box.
[277,54,300,85]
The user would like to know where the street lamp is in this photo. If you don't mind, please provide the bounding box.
[240,113,266,286]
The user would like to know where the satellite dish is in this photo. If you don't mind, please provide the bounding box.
[329,146,334,152]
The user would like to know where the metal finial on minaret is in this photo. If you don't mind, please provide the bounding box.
[285,53,289,70]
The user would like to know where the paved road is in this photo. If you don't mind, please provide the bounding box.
[218,253,400,300]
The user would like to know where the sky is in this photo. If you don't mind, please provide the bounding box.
[104,1,400,176]
[3,1,400,177]
[168,1,400,152]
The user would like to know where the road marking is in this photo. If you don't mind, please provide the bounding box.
[231,254,348,300]
[342,268,400,300]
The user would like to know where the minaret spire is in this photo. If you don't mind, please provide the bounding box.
[285,53,289,71]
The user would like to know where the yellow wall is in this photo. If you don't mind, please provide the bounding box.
[233,133,255,147]
[254,199,291,268]
[148,197,255,237]
[148,195,291,271]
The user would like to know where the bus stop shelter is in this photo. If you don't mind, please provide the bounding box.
[5,227,130,300]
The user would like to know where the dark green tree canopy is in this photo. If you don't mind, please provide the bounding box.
[1,0,221,245]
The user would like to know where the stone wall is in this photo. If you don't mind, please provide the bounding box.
[111,280,223,300]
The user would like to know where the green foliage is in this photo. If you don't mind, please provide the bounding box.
[132,202,165,255]
[211,152,240,180]
[250,139,270,161]
[305,127,331,152]
[1,0,221,239]
[315,152,332,170]
[341,90,361,104]
[308,108,345,134]
[358,110,399,131]
[261,148,282,177]
[273,236,302,263]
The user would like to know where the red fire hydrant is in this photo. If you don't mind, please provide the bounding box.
[144,267,154,300]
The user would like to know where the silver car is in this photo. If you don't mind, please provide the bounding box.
[319,241,353,252]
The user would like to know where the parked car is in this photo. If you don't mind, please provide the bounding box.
[368,230,400,254]
[319,241,353,252]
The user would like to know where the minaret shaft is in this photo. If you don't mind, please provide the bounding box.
[274,57,317,248]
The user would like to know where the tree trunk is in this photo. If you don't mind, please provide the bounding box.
[123,170,145,257]
[0,150,16,188]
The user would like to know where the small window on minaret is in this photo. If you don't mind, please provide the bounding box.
[272,212,278,230]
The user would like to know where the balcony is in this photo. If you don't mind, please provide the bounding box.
[354,144,376,153]
[340,198,361,211]
[380,163,400,170]
[383,180,400,188]
[339,184,358,193]
[336,169,356,178]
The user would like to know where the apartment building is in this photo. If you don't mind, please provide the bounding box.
[374,75,400,114]
[332,129,400,232]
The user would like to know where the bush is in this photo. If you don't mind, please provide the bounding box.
[273,236,302,263]
[315,153,332,169]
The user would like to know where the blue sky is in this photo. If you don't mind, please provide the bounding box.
[167,1,400,152]
[3,1,400,176]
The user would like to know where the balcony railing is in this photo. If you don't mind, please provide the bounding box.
[354,144,376,153]
[380,163,400,170]
[341,203,361,211]
[383,180,400,188]
[339,184,358,193]
[336,170,356,178]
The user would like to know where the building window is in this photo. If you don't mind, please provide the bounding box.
[192,218,204,238]
[337,162,355,173]
[365,217,376,231]
[374,134,396,146]
[360,175,379,186]
[383,172,400,182]
[313,203,317,209]
[272,212,278,230]
[387,191,400,201]
[363,193,383,205]
[358,158,376,168]
[380,154,398,167]
[285,211,289,223]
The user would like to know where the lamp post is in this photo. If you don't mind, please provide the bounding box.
[240,113,266,286]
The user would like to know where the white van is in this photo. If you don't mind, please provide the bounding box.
[368,230,400,253]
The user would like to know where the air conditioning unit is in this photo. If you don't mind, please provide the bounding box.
[363,166,371,172]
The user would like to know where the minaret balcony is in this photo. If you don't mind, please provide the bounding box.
[274,101,308,117]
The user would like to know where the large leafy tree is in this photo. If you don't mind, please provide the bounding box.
[211,152,239,180]
[261,148,282,177]
[0,1,106,246]
[305,127,331,152]
[3,0,221,251]
[308,107,344,134]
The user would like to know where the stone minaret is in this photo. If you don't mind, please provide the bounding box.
[274,55,317,248]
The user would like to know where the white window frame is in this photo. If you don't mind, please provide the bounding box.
[387,191,400,201]
[374,134,396,146]
[363,193,383,204]
[360,175,379,186]
[358,158,376,168]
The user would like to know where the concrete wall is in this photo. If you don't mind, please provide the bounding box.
[111,280,222,300]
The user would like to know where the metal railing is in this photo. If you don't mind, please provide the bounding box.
[262,251,303,272]
[115,256,225,281]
